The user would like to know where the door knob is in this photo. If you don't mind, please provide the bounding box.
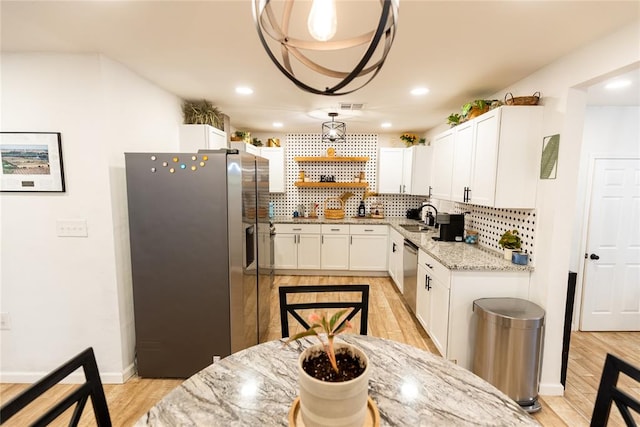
[589,253,600,260]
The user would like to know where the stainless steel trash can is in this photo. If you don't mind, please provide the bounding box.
[472,298,545,413]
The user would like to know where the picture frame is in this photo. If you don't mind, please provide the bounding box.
[540,134,560,180]
[1,132,66,192]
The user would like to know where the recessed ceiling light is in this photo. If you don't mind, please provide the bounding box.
[273,122,283,128]
[410,87,429,96]
[235,86,254,95]
[381,122,392,128]
[605,79,631,90]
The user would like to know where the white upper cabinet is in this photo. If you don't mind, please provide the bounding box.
[378,147,404,193]
[257,147,285,193]
[430,106,542,208]
[231,143,286,193]
[179,124,227,151]
[378,146,432,195]
[430,130,454,200]
[450,122,473,203]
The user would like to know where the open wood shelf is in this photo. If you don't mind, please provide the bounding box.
[294,182,369,188]
[294,156,370,162]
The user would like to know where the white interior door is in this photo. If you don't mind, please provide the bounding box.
[581,158,640,331]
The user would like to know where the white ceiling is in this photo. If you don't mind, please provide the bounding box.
[1,1,639,133]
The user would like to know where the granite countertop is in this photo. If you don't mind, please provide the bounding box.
[272,216,533,272]
[135,335,540,426]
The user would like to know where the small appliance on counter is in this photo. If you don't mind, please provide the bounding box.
[406,208,421,220]
[436,213,465,242]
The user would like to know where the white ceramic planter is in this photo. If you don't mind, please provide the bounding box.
[503,248,515,260]
[298,342,370,427]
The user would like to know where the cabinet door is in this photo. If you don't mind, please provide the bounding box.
[388,235,403,291]
[431,130,454,200]
[378,148,404,194]
[274,234,297,269]
[402,148,413,194]
[259,147,285,193]
[207,126,228,149]
[349,235,388,271]
[470,109,500,206]
[428,276,450,358]
[451,122,473,202]
[297,234,321,269]
[408,146,433,196]
[416,263,429,330]
[321,234,349,270]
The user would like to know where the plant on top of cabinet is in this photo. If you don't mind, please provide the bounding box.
[400,132,425,147]
[251,137,263,147]
[447,99,501,126]
[181,99,224,131]
[231,130,251,143]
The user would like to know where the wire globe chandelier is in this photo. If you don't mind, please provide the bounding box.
[252,0,399,96]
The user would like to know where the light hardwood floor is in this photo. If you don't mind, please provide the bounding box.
[1,275,638,426]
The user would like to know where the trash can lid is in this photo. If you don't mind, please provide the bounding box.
[473,298,545,329]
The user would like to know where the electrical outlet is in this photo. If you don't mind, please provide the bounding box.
[56,219,88,237]
[0,313,11,330]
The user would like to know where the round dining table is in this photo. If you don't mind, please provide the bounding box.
[135,335,540,426]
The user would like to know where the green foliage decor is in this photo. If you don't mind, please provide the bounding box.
[498,229,522,250]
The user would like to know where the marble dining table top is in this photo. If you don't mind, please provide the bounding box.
[135,334,540,426]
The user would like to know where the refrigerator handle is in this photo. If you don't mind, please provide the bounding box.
[245,225,255,268]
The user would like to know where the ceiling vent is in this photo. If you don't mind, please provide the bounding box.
[339,103,364,111]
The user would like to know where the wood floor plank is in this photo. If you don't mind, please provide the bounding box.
[2,275,638,427]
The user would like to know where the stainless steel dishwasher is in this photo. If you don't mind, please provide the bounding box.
[403,239,418,314]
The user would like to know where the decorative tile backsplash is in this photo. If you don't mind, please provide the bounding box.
[269,133,536,263]
[269,134,424,218]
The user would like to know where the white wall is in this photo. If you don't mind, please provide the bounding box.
[0,53,181,383]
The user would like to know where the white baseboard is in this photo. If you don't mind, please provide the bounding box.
[1,365,136,385]
[539,382,565,396]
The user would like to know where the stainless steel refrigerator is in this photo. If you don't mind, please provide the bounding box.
[125,149,273,378]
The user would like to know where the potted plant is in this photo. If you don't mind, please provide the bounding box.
[286,310,370,427]
[230,130,251,142]
[498,229,522,260]
[181,99,224,131]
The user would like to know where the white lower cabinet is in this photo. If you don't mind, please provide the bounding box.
[349,225,388,271]
[321,225,349,270]
[388,226,404,292]
[416,249,529,369]
[274,224,321,269]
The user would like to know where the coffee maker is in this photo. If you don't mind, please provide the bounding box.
[436,213,465,242]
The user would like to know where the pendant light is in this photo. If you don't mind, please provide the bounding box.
[322,113,345,143]
[252,0,399,96]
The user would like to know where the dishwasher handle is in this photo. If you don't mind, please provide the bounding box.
[403,239,418,254]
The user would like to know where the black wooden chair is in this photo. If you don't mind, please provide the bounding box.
[590,353,640,427]
[279,284,369,338]
[0,347,112,427]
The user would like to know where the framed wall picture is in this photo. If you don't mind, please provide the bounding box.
[1,132,66,192]
[540,134,560,179]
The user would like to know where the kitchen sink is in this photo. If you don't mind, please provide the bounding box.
[400,224,431,233]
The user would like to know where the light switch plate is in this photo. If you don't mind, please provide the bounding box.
[0,313,11,330]
[56,219,88,237]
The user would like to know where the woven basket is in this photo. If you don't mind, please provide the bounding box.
[324,198,345,219]
[504,91,540,106]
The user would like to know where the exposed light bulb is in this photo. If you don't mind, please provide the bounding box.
[308,0,337,42]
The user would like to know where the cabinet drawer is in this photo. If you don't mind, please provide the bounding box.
[418,250,450,287]
[321,224,350,234]
[349,225,388,235]
[274,223,321,234]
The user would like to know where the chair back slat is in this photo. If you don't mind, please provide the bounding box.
[279,284,369,338]
[0,347,112,427]
[590,353,640,427]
